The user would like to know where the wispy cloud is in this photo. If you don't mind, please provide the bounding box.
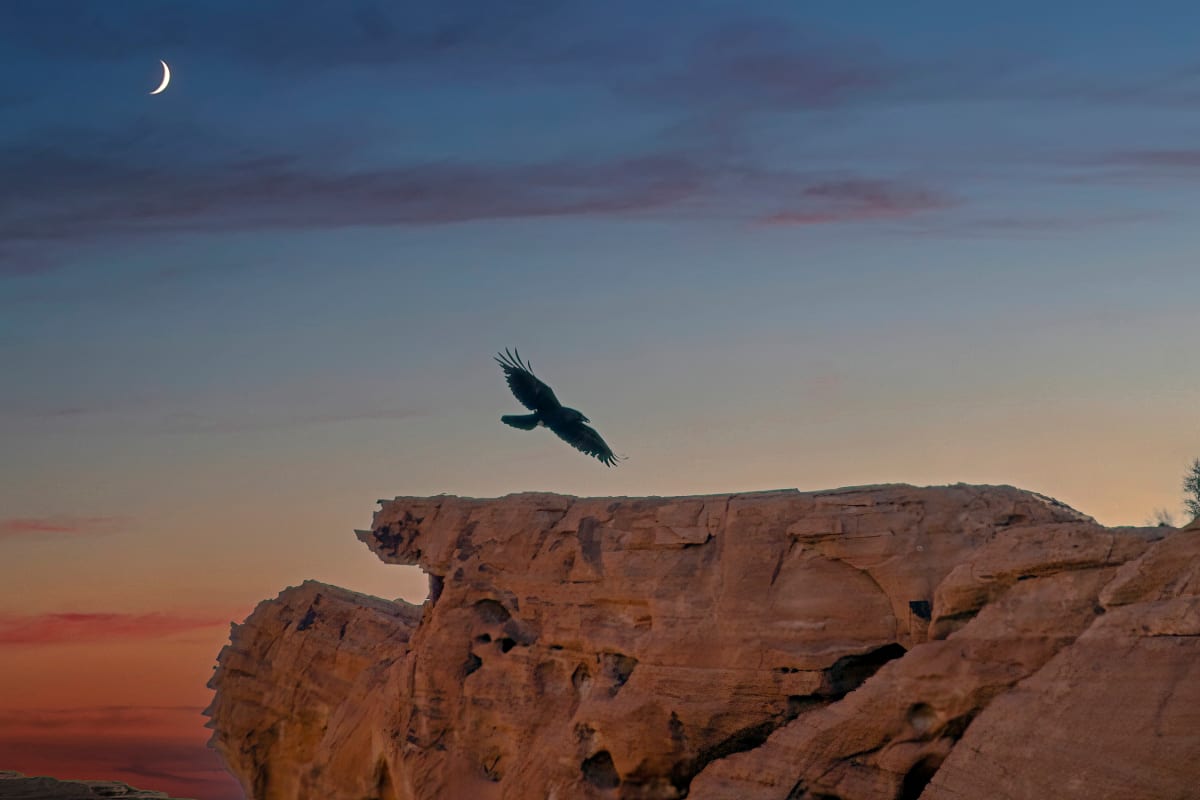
[0,144,708,266]
[1,127,967,276]
[0,705,201,731]
[1049,148,1200,186]
[0,8,979,280]
[0,611,228,645]
[626,20,893,112]
[6,6,1189,279]
[0,390,430,436]
[903,210,1164,238]
[1009,60,1200,108]
[0,515,122,540]
[1090,149,1200,169]
[760,179,956,225]
[159,405,428,434]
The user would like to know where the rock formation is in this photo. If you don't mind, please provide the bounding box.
[206,485,1200,800]
[0,771,184,799]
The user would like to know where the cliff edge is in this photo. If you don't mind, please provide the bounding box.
[206,485,1200,799]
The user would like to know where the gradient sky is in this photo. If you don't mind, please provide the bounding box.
[2,2,1199,798]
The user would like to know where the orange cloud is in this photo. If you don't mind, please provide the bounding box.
[0,515,121,539]
[0,612,228,645]
[761,179,955,225]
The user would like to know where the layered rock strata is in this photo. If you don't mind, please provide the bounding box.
[207,486,1200,800]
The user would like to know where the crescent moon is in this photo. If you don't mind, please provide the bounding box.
[149,60,171,95]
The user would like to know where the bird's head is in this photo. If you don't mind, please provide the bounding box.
[562,407,589,424]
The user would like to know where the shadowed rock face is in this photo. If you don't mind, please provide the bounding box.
[205,485,1200,800]
[0,771,184,799]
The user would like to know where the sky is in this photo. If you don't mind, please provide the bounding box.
[2,1,1199,797]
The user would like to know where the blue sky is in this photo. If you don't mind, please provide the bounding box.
[4,0,1200,531]
[4,0,1200,532]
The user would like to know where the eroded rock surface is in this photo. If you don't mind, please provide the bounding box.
[206,486,1200,799]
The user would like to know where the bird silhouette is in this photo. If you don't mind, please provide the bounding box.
[495,348,622,466]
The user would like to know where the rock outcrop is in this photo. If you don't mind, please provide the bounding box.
[206,486,1200,800]
[0,771,185,799]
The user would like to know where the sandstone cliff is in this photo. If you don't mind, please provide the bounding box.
[206,485,1200,800]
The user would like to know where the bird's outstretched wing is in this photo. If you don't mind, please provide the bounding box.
[549,420,622,467]
[495,348,560,412]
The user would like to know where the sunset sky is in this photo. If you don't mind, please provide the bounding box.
[2,1,1199,798]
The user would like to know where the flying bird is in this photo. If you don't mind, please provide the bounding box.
[496,349,622,466]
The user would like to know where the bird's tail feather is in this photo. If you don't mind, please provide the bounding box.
[501,413,541,431]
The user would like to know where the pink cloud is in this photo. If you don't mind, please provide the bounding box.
[0,150,708,253]
[0,612,229,645]
[0,515,122,539]
[761,179,955,225]
[1,135,965,278]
